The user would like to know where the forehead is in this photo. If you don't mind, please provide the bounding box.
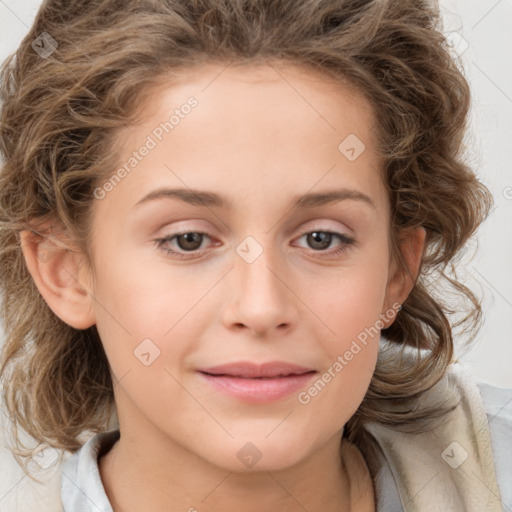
[97,62,385,217]
[120,61,378,151]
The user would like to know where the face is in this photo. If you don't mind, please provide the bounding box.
[84,62,404,472]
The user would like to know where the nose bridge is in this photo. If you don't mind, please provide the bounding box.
[224,234,297,335]
[239,245,281,301]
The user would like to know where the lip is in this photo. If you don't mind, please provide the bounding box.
[197,361,315,378]
[197,361,317,403]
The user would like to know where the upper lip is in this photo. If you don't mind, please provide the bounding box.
[197,361,316,378]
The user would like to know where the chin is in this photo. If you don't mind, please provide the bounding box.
[197,436,315,474]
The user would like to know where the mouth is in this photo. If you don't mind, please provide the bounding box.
[197,361,315,378]
[196,361,317,403]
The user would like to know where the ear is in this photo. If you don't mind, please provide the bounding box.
[381,226,426,328]
[19,224,96,330]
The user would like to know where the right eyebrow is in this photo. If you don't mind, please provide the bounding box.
[133,187,230,209]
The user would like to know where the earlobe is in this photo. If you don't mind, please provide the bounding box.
[382,226,426,327]
[19,227,96,330]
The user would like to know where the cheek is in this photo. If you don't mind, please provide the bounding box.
[297,346,378,438]
[294,258,388,412]
[90,252,233,402]
[93,250,209,332]
[296,275,384,422]
[303,259,390,341]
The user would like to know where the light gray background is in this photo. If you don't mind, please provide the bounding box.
[1,0,511,387]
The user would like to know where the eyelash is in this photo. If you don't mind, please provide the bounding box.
[154,229,355,260]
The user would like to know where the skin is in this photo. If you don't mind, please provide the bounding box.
[20,62,425,512]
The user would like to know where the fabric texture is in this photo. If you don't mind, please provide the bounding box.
[365,363,511,511]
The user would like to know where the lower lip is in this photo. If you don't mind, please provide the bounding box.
[198,372,316,403]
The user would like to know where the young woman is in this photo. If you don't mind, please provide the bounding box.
[0,1,510,510]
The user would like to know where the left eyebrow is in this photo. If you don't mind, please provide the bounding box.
[133,187,375,210]
[292,189,375,209]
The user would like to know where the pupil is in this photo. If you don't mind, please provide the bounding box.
[308,231,331,250]
[178,233,202,251]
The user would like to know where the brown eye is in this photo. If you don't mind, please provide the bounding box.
[294,229,355,258]
[176,232,204,251]
[307,231,333,250]
[155,231,214,259]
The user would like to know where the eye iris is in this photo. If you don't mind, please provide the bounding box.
[177,233,203,251]
[308,231,331,250]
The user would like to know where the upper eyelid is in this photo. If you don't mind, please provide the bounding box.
[159,226,351,239]
[159,218,353,237]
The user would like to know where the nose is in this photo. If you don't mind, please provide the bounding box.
[221,242,299,338]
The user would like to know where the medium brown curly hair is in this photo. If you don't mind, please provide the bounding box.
[0,0,491,458]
